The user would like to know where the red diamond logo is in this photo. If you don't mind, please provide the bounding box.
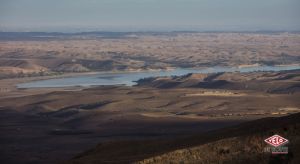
[264,135,289,147]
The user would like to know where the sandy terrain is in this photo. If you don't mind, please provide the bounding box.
[1,32,300,78]
[137,70,300,93]
[135,113,300,164]
[183,91,246,97]
[66,112,300,164]
[0,32,299,164]
[0,70,299,163]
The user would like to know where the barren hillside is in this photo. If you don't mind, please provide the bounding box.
[1,32,300,79]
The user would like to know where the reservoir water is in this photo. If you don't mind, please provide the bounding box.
[17,65,300,88]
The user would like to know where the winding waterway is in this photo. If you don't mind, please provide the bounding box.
[17,65,300,88]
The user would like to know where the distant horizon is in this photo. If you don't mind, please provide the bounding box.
[1,0,299,32]
[1,28,300,34]
[1,24,300,33]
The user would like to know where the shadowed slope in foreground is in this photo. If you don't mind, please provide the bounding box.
[68,113,300,164]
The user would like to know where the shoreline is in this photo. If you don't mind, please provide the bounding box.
[0,68,175,98]
[17,64,300,88]
[1,64,300,98]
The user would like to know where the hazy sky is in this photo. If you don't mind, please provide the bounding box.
[0,0,299,32]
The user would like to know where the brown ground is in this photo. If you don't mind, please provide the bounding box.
[137,70,300,93]
[0,70,299,164]
[135,113,300,164]
[0,32,300,163]
[1,32,300,79]
[70,112,300,164]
